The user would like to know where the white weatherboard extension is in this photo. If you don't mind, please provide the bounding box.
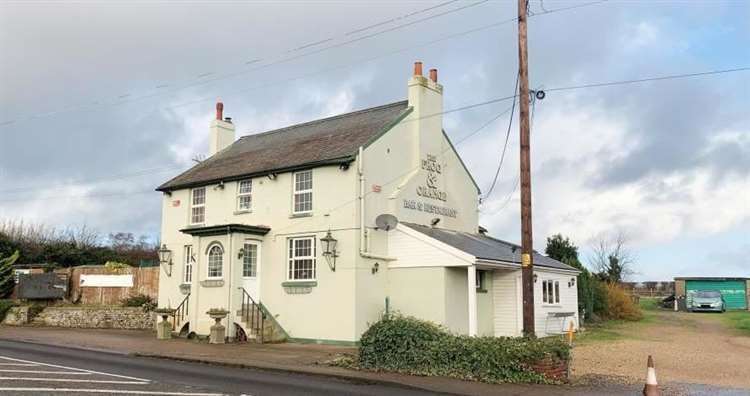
[156,63,580,344]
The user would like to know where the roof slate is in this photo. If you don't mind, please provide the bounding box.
[403,223,578,272]
[157,101,410,191]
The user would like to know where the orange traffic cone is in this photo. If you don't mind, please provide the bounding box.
[643,355,660,396]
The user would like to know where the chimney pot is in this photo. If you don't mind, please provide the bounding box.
[429,69,438,83]
[216,101,224,120]
[414,61,423,77]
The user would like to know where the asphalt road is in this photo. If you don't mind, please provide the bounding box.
[0,340,444,396]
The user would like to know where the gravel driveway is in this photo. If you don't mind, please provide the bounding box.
[572,308,750,391]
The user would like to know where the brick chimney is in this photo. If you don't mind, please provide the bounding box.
[407,61,444,151]
[209,100,235,156]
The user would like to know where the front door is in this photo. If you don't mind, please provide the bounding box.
[241,241,261,301]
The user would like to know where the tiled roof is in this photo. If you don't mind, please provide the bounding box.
[158,101,410,191]
[403,223,578,272]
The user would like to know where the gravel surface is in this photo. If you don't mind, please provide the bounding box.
[572,309,750,390]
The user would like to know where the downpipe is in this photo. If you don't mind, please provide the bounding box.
[358,146,396,261]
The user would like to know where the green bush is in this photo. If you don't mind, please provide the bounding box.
[0,299,17,322]
[122,294,156,311]
[358,315,570,384]
[27,304,45,321]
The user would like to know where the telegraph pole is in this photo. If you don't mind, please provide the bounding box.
[517,0,535,337]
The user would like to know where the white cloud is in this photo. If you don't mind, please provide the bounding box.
[479,97,750,255]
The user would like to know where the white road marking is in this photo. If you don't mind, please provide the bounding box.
[0,388,226,395]
[0,377,146,384]
[0,355,150,382]
[0,369,91,375]
[0,363,38,366]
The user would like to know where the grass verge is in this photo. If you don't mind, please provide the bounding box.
[722,311,750,335]
[576,297,661,345]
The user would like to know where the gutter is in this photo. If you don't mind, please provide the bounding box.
[358,146,396,261]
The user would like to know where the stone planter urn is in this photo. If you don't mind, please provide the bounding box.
[207,308,229,344]
[154,308,175,340]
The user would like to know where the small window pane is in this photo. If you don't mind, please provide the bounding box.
[208,245,223,278]
[243,244,257,277]
[542,280,548,303]
[555,282,560,304]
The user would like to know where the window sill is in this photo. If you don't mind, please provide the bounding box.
[234,210,252,215]
[542,304,562,307]
[476,288,488,294]
[282,281,317,288]
[289,212,313,219]
[200,279,224,288]
[242,276,257,280]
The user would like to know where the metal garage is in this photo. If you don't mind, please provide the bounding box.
[675,277,749,311]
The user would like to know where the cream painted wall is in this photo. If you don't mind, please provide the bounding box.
[159,73,492,342]
[476,271,494,336]
[445,267,469,334]
[387,267,446,326]
[159,165,363,341]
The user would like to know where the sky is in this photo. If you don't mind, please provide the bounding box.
[0,0,748,281]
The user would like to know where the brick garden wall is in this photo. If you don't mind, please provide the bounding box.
[530,356,569,382]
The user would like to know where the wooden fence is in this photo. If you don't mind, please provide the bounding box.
[57,265,159,306]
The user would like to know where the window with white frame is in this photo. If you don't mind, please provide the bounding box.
[237,179,252,211]
[191,187,206,224]
[542,279,560,304]
[207,244,223,278]
[293,170,313,214]
[242,243,258,278]
[288,237,315,280]
[183,245,194,284]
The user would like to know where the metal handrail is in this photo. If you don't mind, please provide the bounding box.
[238,287,265,343]
[172,293,190,331]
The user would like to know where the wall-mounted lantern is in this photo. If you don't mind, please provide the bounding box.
[569,277,576,288]
[533,273,538,283]
[320,230,339,272]
[158,244,173,276]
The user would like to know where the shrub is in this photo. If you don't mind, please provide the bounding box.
[27,304,45,322]
[122,294,156,311]
[0,299,17,322]
[602,283,642,321]
[358,315,570,384]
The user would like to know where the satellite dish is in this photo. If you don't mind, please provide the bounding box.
[375,214,399,231]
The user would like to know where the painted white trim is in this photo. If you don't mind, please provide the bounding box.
[390,225,475,266]
[286,235,317,281]
[467,265,477,336]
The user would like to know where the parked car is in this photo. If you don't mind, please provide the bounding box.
[689,290,726,313]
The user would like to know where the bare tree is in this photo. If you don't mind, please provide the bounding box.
[589,231,635,283]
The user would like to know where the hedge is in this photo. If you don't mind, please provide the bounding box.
[358,315,570,384]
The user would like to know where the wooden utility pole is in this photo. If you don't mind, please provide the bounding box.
[517,0,535,337]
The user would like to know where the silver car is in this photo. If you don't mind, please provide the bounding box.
[689,290,725,313]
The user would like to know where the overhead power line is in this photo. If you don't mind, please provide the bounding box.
[1,64,746,201]
[0,0,613,128]
[0,0,490,127]
[484,72,519,199]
